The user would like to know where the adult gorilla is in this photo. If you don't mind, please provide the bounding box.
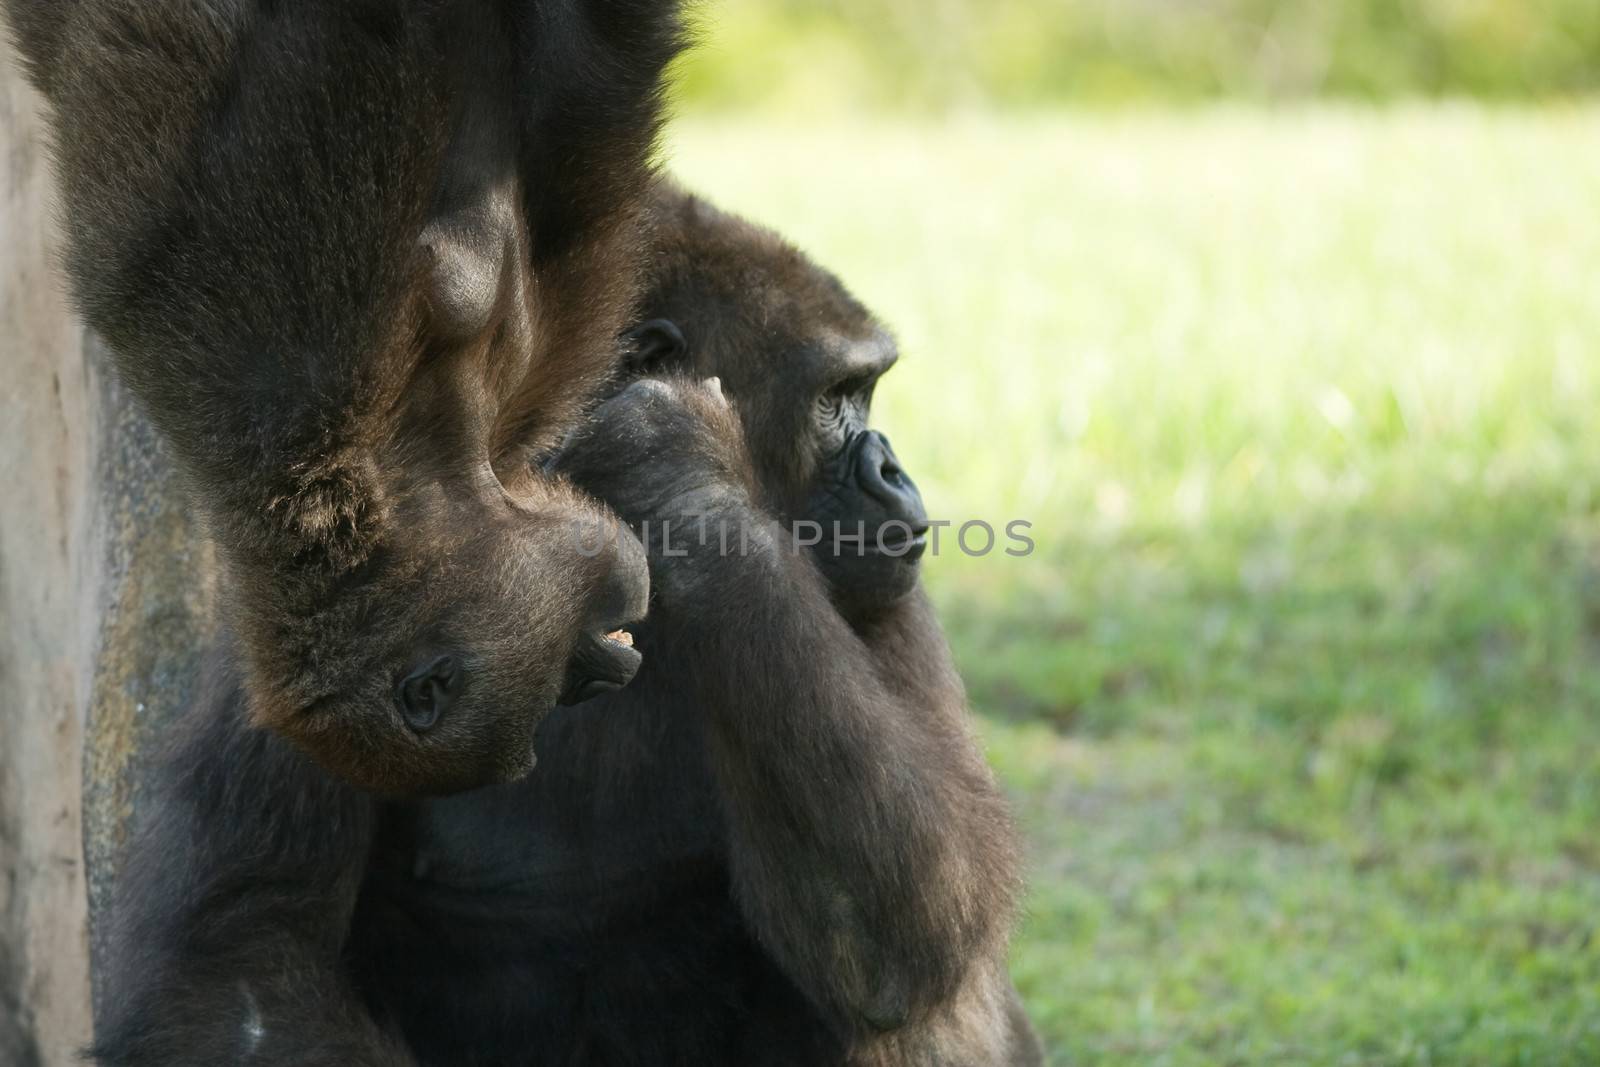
[1,0,676,793]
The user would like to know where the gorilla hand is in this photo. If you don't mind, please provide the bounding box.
[557,376,756,527]
[554,377,765,606]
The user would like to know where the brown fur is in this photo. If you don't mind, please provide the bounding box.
[539,185,1044,1062]
[2,0,681,792]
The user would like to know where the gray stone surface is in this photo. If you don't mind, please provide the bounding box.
[1,53,95,1066]
[1,48,217,1065]
[80,362,217,1025]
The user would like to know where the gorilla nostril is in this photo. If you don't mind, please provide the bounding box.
[857,431,921,512]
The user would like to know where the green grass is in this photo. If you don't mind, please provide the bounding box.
[671,0,1600,108]
[666,107,1600,1065]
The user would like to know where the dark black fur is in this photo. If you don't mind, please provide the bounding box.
[88,186,1041,1065]
[539,187,1043,1063]
[93,650,410,1065]
[1,0,680,793]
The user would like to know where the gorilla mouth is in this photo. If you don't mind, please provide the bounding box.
[865,527,929,561]
[558,626,643,705]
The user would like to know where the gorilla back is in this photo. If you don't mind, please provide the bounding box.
[1,0,678,792]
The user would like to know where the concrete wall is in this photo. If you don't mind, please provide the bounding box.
[1,49,217,1064]
[0,49,96,1066]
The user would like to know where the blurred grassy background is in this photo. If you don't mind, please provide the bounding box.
[666,3,1600,1065]
[675,0,1600,112]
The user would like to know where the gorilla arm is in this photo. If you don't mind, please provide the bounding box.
[91,652,411,1067]
[558,379,1024,1041]
[663,523,1023,1042]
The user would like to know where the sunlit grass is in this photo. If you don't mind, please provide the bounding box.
[667,107,1600,1065]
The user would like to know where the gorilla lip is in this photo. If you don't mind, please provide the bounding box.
[862,531,929,559]
[558,625,643,705]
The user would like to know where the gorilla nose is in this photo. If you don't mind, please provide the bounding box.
[856,431,928,531]
[559,524,649,706]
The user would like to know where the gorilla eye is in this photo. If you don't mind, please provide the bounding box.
[817,375,872,423]
[815,392,845,420]
[396,655,466,733]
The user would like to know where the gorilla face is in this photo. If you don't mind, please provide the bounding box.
[805,424,930,612]
[790,334,929,614]
[623,191,931,619]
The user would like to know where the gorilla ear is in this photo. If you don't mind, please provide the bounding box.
[625,318,687,373]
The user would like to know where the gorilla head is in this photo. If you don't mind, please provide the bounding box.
[231,455,649,796]
[620,186,931,617]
